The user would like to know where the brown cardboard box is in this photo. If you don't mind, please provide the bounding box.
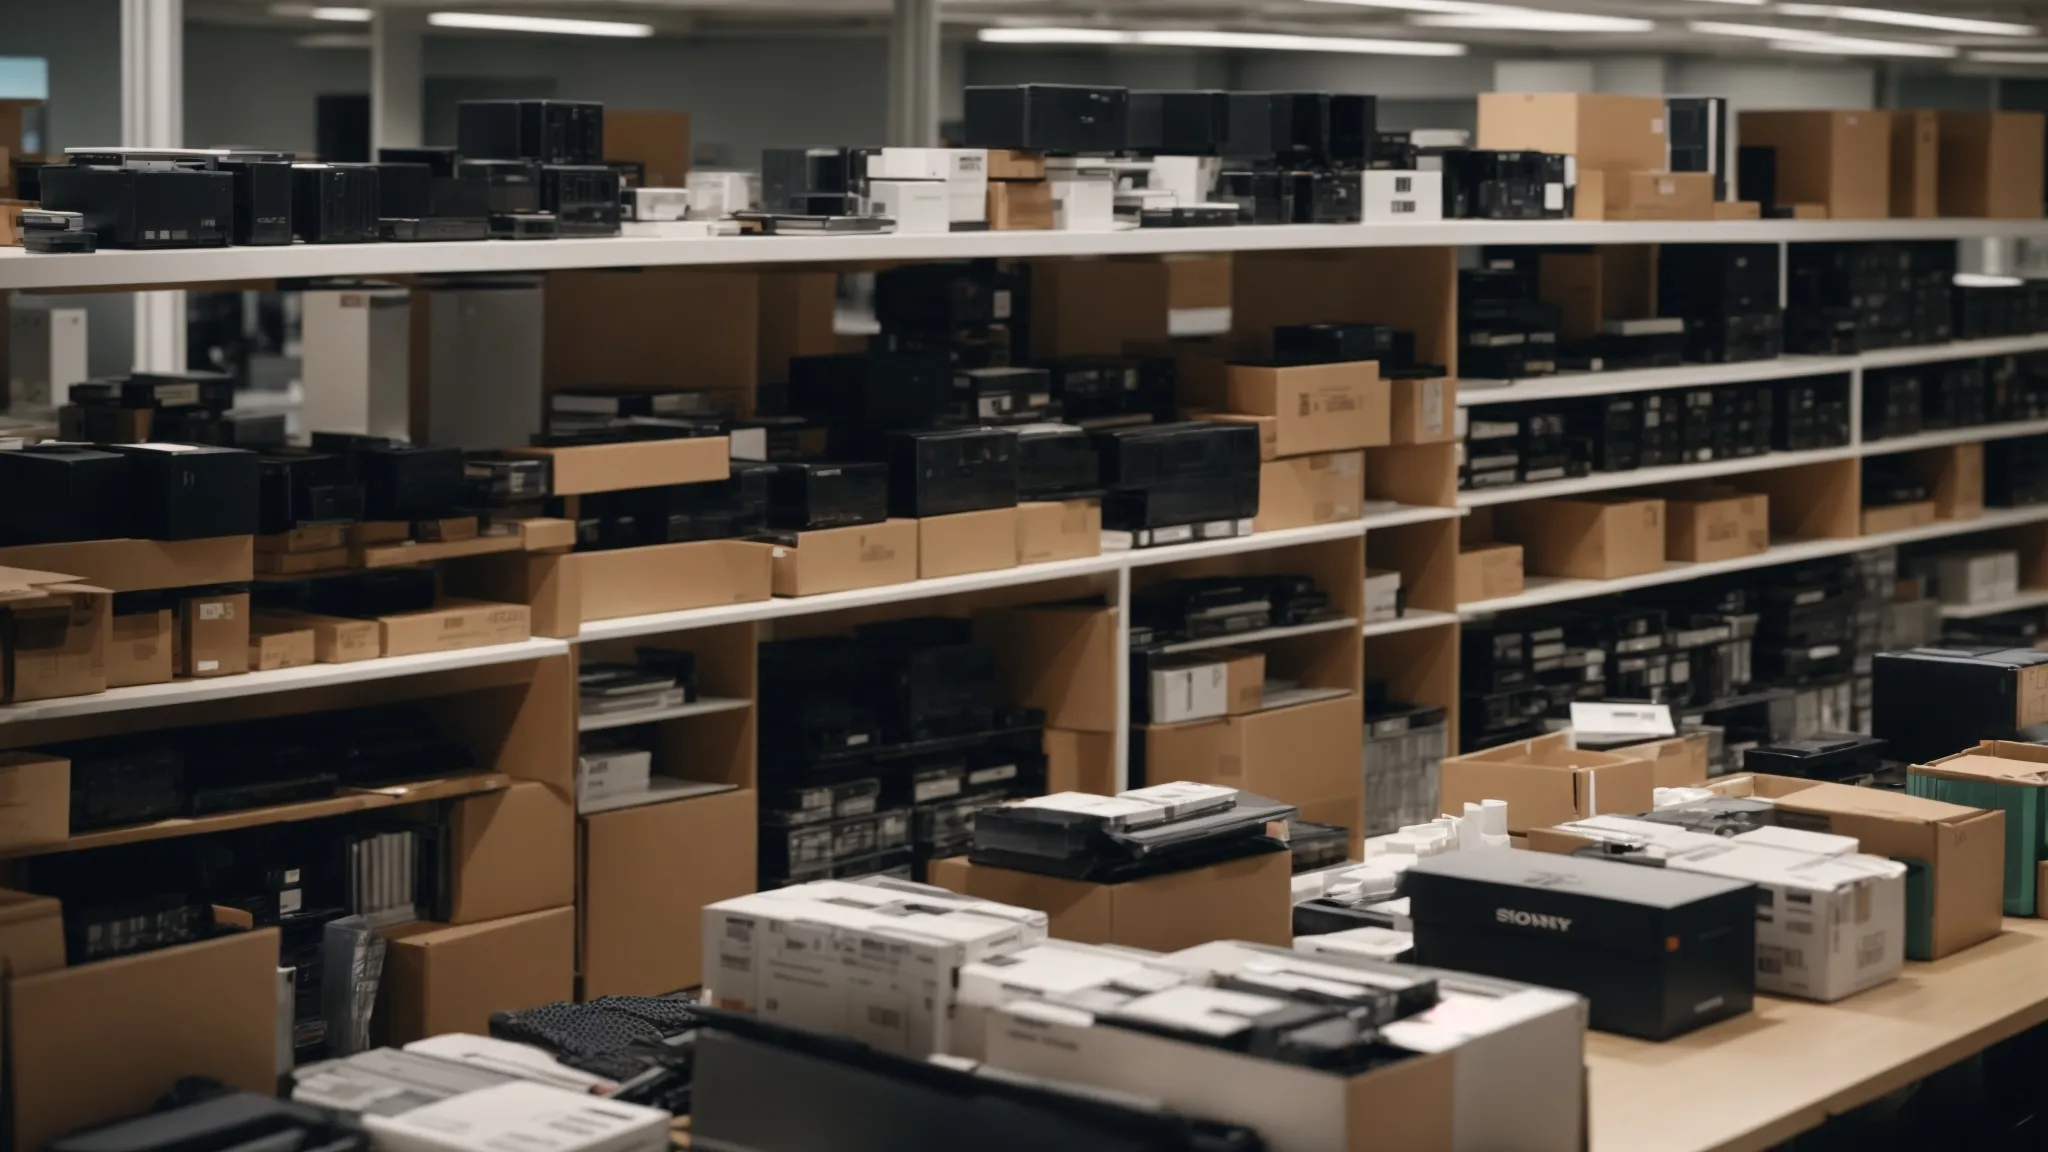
[1015,499,1102,565]
[349,521,411,547]
[919,507,1020,579]
[576,540,773,622]
[12,928,279,1152]
[1391,377,1455,444]
[1713,201,1763,220]
[175,590,249,679]
[1046,728,1117,794]
[988,180,1054,229]
[1609,734,1710,789]
[0,535,252,592]
[1478,93,1668,172]
[1214,648,1266,715]
[1737,110,1891,220]
[976,605,1119,732]
[60,404,151,443]
[1938,111,2047,220]
[1863,500,1938,535]
[1164,254,1231,312]
[256,524,346,554]
[513,517,578,552]
[448,781,574,924]
[1891,109,1939,219]
[0,568,111,702]
[1255,451,1364,533]
[1538,248,1657,342]
[930,849,1291,951]
[1575,170,1714,221]
[1438,732,1655,834]
[252,609,381,663]
[380,907,574,1045]
[606,109,692,186]
[1456,543,1524,604]
[1026,259,1174,359]
[769,520,918,597]
[255,546,349,576]
[248,625,315,672]
[0,752,67,849]
[107,609,173,688]
[1496,497,1666,580]
[1664,488,1769,563]
[1223,362,1389,456]
[0,888,63,976]
[1136,695,1364,835]
[1914,443,1985,521]
[582,789,755,996]
[1789,203,1829,219]
[988,149,1048,180]
[507,437,729,496]
[378,599,530,658]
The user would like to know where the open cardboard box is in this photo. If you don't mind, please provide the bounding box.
[929,849,1291,952]
[0,565,110,703]
[770,520,919,597]
[379,907,575,1044]
[1439,731,1654,834]
[582,787,757,996]
[0,536,251,593]
[448,541,774,637]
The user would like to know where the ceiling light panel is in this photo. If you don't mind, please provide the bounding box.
[1773,4,2034,37]
[426,12,656,38]
[976,27,1467,55]
[1411,10,1655,31]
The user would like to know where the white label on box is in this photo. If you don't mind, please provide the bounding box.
[198,659,219,672]
[1543,183,1565,211]
[1571,701,1674,738]
[1422,379,1445,436]
[199,600,233,621]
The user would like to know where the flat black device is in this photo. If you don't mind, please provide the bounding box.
[1015,423,1099,499]
[789,352,953,431]
[1128,90,1230,156]
[38,164,233,249]
[260,453,365,534]
[768,462,889,531]
[964,85,1129,154]
[884,427,1019,519]
[458,158,543,213]
[457,99,604,166]
[311,433,466,523]
[539,164,624,236]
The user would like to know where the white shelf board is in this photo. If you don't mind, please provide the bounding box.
[577,695,751,732]
[1121,520,1369,568]
[1857,333,2048,369]
[10,219,2048,292]
[1939,589,2048,620]
[1864,417,2048,455]
[0,638,571,725]
[1362,609,1460,638]
[1460,445,1862,508]
[1458,505,2048,617]
[576,778,739,816]
[1158,616,1360,655]
[1455,355,1857,407]
[1361,502,1465,531]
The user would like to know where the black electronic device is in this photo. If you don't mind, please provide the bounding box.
[1213,169,1293,225]
[67,743,187,832]
[1127,90,1230,156]
[1015,423,1099,499]
[761,147,857,213]
[874,261,1011,335]
[768,461,889,531]
[457,99,604,166]
[291,163,379,244]
[1665,96,1729,201]
[1744,735,1888,783]
[856,617,999,743]
[377,145,460,176]
[218,158,294,245]
[1404,849,1756,1041]
[884,427,1019,518]
[1737,144,1777,209]
[1873,646,2048,765]
[260,454,364,534]
[80,369,236,412]
[954,365,1056,425]
[106,443,261,540]
[1045,357,1173,425]
[458,158,543,214]
[789,352,953,431]
[0,446,129,543]
[311,433,466,523]
[38,164,234,248]
[1274,322,1393,366]
[759,636,881,769]
[489,210,557,239]
[380,216,491,242]
[539,163,623,236]
[972,789,1295,884]
[963,85,1129,155]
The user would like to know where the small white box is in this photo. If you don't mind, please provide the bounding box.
[1362,170,1443,222]
[1147,660,1229,724]
[1364,569,1403,624]
[8,304,88,410]
[1294,926,1413,963]
[945,148,989,224]
[867,147,952,180]
[686,169,757,218]
[577,748,652,808]
[955,939,1193,1058]
[364,1081,669,1152]
[1729,824,1859,857]
[1050,176,1116,231]
[1667,843,1906,1002]
[1935,550,2020,606]
[867,178,950,235]
[624,186,689,222]
[1147,155,1221,206]
[1119,781,1237,820]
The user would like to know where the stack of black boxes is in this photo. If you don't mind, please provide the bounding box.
[450,98,617,238]
[1658,243,1784,364]
[1212,92,1374,225]
[1786,242,1958,355]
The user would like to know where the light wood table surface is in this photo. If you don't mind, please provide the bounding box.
[1587,919,2048,1152]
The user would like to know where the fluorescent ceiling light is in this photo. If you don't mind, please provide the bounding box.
[1691,19,1846,40]
[426,12,655,37]
[1770,34,1956,57]
[311,6,371,20]
[1956,273,2026,288]
[1774,4,2033,36]
[1412,10,1653,31]
[1296,0,1510,13]
[298,32,372,47]
[976,27,1466,55]
[1970,50,2048,63]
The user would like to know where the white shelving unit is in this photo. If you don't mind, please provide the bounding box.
[1455,354,1862,406]
[1938,589,2048,620]
[1157,616,1360,655]
[1460,444,1863,507]
[577,695,752,733]
[1362,609,1459,638]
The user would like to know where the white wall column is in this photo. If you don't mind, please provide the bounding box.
[121,0,184,373]
[372,3,424,152]
[888,0,941,146]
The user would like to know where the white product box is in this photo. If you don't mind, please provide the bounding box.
[1010,791,1172,829]
[1728,824,1858,857]
[1549,815,1727,858]
[866,178,950,235]
[1295,925,1413,963]
[1667,843,1906,1002]
[365,1081,669,1152]
[576,748,652,808]
[303,284,411,441]
[419,279,545,450]
[703,881,1047,1057]
[954,939,1192,1058]
[1119,781,1237,820]
[988,939,1585,1152]
[1364,569,1403,624]
[8,304,87,410]
[624,186,690,222]
[1147,155,1221,206]
[1050,175,1117,231]
[1362,170,1444,223]
[1147,660,1229,724]
[686,169,758,218]
[870,148,988,224]
[1935,550,2020,606]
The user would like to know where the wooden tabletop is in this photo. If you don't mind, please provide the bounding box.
[1588,919,2048,1152]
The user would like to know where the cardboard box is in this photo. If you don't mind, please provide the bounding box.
[1664,489,1769,563]
[1478,92,1667,172]
[1254,452,1364,533]
[988,149,1047,181]
[1223,361,1389,456]
[507,436,729,496]
[1215,647,1265,716]
[1135,695,1364,835]
[12,928,279,1152]
[1015,499,1102,565]
[976,605,1118,733]
[930,849,1291,952]
[1496,497,1665,580]
[254,546,348,576]
[1575,170,1714,221]
[919,507,1020,579]
[252,609,381,663]
[256,524,346,554]
[248,625,315,672]
[1863,499,1937,535]
[1164,254,1231,312]
[1713,201,1762,220]
[583,788,756,997]
[1891,109,1939,219]
[1668,841,1905,1002]
[1915,442,1985,522]
[1046,728,1117,794]
[606,109,692,187]
[0,566,110,703]
[1457,543,1524,604]
[1439,731,1656,834]
[769,520,918,597]
[107,609,173,688]
[0,888,63,977]
[380,907,574,1045]
[1610,734,1710,790]
[1938,110,2046,220]
[1935,550,2019,607]
[0,752,67,849]
[1142,658,1229,725]
[988,180,1053,229]
[1391,378,1455,444]
[175,589,249,679]
[575,539,773,622]
[1536,248,1656,342]
[0,535,252,593]
[444,781,574,925]
[1737,110,1891,221]
[378,599,529,658]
